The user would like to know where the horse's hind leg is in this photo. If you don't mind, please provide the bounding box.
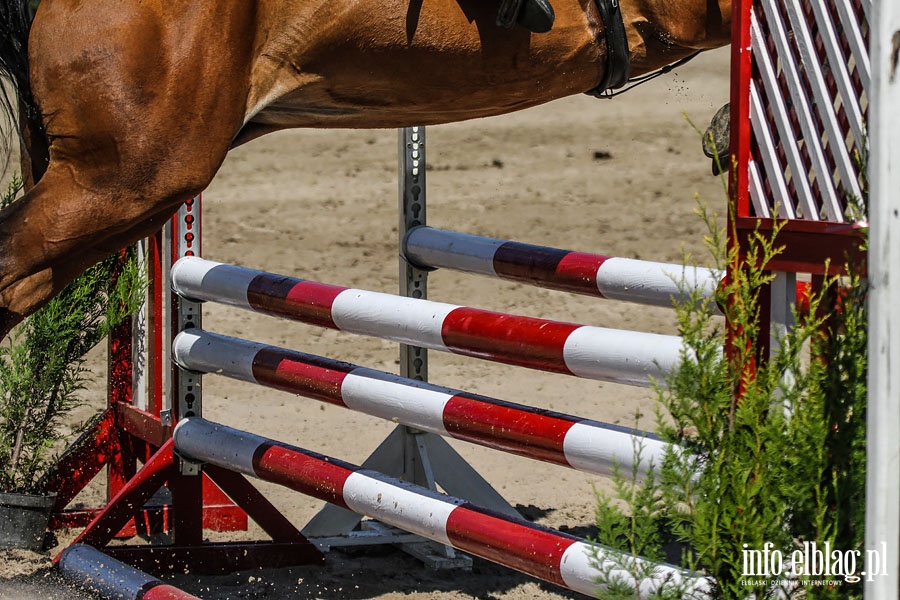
[0,1,256,339]
[0,164,207,337]
[0,168,198,333]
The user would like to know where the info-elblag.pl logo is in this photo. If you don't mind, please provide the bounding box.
[741,541,890,584]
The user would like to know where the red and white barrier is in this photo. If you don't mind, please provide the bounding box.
[172,417,710,598]
[171,257,690,387]
[58,544,200,600]
[404,226,720,310]
[173,329,671,477]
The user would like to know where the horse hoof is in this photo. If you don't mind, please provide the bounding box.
[517,0,555,33]
[703,103,731,175]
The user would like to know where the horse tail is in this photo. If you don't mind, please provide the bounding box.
[0,0,39,174]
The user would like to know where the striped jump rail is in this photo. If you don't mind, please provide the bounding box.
[403,226,814,315]
[173,329,672,477]
[58,544,199,600]
[404,226,721,310]
[172,418,711,598]
[171,257,689,388]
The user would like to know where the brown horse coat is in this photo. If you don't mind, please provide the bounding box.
[0,0,731,339]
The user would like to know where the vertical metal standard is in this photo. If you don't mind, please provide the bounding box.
[172,196,202,476]
[395,126,468,567]
[398,127,428,382]
[865,1,900,597]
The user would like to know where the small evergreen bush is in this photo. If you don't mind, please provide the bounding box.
[593,204,867,599]
[0,175,144,494]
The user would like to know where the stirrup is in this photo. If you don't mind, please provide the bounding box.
[496,0,555,33]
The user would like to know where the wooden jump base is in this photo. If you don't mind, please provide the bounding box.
[173,328,671,477]
[171,256,688,388]
[58,544,199,600]
[172,417,711,598]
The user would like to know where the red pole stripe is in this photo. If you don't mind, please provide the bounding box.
[246,276,343,328]
[140,582,199,600]
[554,252,611,296]
[442,393,573,466]
[251,442,353,510]
[441,308,577,373]
[492,243,611,298]
[445,504,575,587]
[252,347,351,406]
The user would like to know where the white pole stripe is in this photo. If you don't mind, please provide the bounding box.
[171,257,253,310]
[341,370,452,436]
[562,422,669,477]
[562,326,685,386]
[343,471,456,547]
[558,542,602,597]
[330,289,454,351]
[404,227,503,276]
[596,258,719,310]
[564,544,707,598]
[173,328,261,383]
[172,418,263,476]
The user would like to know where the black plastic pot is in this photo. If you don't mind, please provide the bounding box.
[0,491,56,551]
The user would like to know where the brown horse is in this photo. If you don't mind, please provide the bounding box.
[0,0,731,340]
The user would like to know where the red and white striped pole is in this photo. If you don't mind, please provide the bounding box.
[402,226,819,316]
[171,257,690,387]
[172,418,710,598]
[173,329,672,477]
[58,544,200,600]
[404,226,721,310]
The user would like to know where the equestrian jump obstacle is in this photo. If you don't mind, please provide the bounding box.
[60,134,714,596]
[54,0,876,596]
[60,213,711,596]
[64,187,708,596]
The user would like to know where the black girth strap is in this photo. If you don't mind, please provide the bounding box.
[586,0,631,96]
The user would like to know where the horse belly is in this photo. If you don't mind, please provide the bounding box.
[246,0,603,129]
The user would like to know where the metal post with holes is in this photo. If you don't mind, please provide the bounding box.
[397,127,465,566]
[166,196,204,547]
[399,126,429,382]
[172,197,202,476]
